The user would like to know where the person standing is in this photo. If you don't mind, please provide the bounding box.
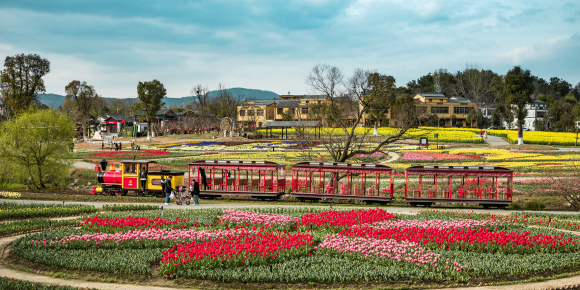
[484,130,488,139]
[161,175,173,206]
[199,168,208,190]
[191,179,200,206]
[101,142,104,150]
[140,167,148,194]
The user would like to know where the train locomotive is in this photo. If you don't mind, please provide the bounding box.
[90,159,184,197]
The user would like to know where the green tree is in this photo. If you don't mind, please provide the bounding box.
[549,77,572,99]
[366,73,397,135]
[0,54,50,116]
[504,66,535,145]
[0,109,75,189]
[137,80,166,141]
[65,80,97,141]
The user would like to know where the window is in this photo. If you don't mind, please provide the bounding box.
[277,108,283,114]
[239,110,246,116]
[429,99,432,102]
[305,101,309,104]
[453,107,473,114]
[248,110,254,116]
[291,108,296,115]
[301,107,308,114]
[258,122,263,127]
[431,107,449,114]
[417,107,427,114]
[257,109,264,116]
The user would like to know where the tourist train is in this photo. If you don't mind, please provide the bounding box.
[91,159,513,208]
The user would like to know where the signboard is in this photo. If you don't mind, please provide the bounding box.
[419,137,428,145]
[123,178,137,189]
[151,179,162,186]
[105,121,118,124]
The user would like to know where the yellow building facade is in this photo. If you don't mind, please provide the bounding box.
[237,95,328,127]
[361,93,477,127]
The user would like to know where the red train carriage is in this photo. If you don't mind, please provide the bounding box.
[290,162,394,205]
[187,160,286,200]
[405,165,513,208]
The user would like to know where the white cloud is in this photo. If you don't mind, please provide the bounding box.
[496,35,573,64]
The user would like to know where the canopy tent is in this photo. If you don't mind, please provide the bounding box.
[260,121,321,139]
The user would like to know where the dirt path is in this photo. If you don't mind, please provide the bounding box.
[381,151,400,163]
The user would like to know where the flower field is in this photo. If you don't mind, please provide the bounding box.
[0,191,22,199]
[12,207,580,286]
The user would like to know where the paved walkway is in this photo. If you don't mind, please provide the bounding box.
[73,161,96,170]
[477,134,509,146]
[381,151,400,163]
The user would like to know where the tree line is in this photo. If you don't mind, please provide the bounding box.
[0,54,246,141]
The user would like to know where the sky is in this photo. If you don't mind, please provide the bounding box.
[0,0,579,98]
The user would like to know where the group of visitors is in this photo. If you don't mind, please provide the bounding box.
[130,141,141,151]
[479,129,488,139]
[161,175,201,206]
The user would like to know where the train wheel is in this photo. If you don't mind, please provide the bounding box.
[121,190,128,196]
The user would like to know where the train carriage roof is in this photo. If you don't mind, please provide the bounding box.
[120,160,157,164]
[292,161,393,173]
[405,165,513,176]
[188,160,285,171]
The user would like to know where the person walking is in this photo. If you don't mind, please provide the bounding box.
[101,142,104,150]
[161,175,173,206]
[199,168,208,190]
[484,130,488,139]
[191,179,200,206]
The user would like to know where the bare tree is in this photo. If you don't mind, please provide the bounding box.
[190,84,210,117]
[65,80,97,141]
[215,83,244,119]
[456,63,495,126]
[536,162,580,210]
[306,64,416,163]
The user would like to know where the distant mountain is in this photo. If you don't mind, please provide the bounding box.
[38,93,66,108]
[38,87,280,108]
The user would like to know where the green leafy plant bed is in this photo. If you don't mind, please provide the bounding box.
[0,218,80,238]
[11,208,580,288]
[0,202,97,221]
[103,204,160,211]
[11,192,162,203]
[0,277,98,290]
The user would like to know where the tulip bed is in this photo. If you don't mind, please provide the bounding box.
[13,207,580,286]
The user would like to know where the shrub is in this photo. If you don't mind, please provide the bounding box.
[525,200,546,210]
[511,202,522,209]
